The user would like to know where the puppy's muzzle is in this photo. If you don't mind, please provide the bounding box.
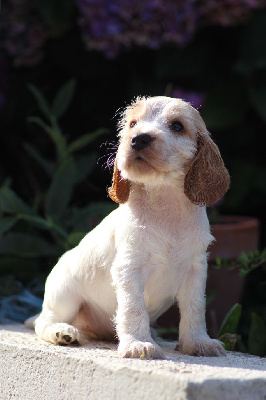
[131,133,153,151]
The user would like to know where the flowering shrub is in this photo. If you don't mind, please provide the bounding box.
[76,0,265,58]
[171,87,205,109]
[199,0,266,26]
[0,0,265,65]
[76,0,198,58]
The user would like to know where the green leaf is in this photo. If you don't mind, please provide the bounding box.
[67,232,86,247]
[23,142,54,176]
[52,79,76,119]
[0,216,18,235]
[46,126,67,160]
[28,84,51,122]
[45,157,76,220]
[218,304,242,351]
[238,253,249,268]
[70,202,117,232]
[218,333,238,351]
[0,233,59,258]
[248,313,266,356]
[18,214,67,239]
[218,303,242,337]
[27,116,50,131]
[0,187,35,216]
[216,257,222,267]
[75,152,98,184]
[28,116,67,160]
[67,129,108,154]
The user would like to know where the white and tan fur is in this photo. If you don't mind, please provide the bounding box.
[26,96,230,359]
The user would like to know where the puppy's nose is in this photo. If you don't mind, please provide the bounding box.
[131,133,152,151]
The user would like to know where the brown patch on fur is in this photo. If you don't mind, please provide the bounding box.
[118,97,147,136]
[184,133,230,206]
[108,160,130,204]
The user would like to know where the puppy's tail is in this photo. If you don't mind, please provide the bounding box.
[24,313,39,329]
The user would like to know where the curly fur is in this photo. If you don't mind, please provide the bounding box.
[26,96,229,359]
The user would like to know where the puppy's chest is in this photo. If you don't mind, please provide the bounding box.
[140,227,186,300]
[148,207,199,239]
[140,220,204,299]
[137,216,198,269]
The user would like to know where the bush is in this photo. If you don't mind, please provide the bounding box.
[0,81,116,281]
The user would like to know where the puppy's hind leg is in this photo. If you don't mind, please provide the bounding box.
[35,291,83,346]
[24,313,40,329]
[35,259,84,346]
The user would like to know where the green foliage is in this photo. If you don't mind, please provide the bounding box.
[218,304,242,337]
[218,304,242,350]
[0,186,36,216]
[213,249,266,277]
[52,79,77,119]
[156,327,179,341]
[218,303,266,356]
[0,233,59,258]
[45,158,77,221]
[248,313,266,356]
[0,82,115,267]
[211,249,266,355]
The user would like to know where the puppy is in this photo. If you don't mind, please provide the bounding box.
[27,96,230,359]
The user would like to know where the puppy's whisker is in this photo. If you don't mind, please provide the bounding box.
[97,152,116,170]
[112,107,124,120]
[100,141,118,153]
[98,141,119,170]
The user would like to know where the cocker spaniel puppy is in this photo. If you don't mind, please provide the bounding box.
[27,96,230,359]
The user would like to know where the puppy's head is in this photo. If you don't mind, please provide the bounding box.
[108,96,230,206]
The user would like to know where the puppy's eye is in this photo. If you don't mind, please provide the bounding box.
[130,120,137,128]
[169,121,184,133]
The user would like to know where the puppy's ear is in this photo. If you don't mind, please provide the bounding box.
[184,133,230,206]
[108,160,130,204]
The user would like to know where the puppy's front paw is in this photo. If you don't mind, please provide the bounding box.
[179,336,226,357]
[118,340,165,359]
[50,323,82,346]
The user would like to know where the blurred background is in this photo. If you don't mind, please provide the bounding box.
[0,0,266,355]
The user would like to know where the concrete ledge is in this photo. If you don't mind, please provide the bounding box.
[1,325,266,400]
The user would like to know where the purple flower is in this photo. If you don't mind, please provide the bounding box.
[76,0,265,58]
[172,88,205,109]
[198,0,265,27]
[76,0,199,58]
[1,0,265,64]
